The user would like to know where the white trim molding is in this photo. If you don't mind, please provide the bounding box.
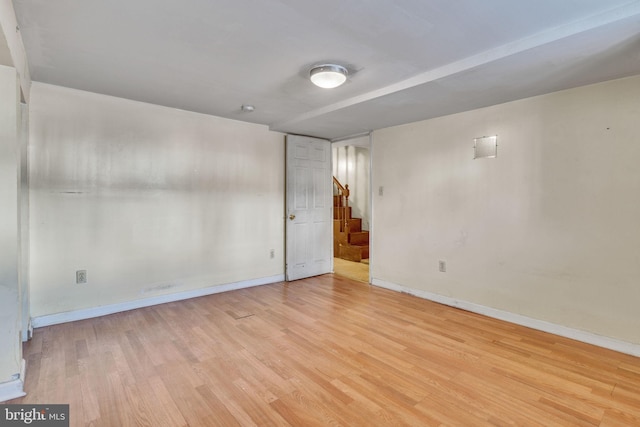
[0,359,26,403]
[371,278,640,358]
[32,274,285,328]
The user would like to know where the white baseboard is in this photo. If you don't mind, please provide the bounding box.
[32,274,285,328]
[371,278,640,358]
[0,359,26,403]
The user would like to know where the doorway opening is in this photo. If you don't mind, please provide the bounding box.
[331,135,370,283]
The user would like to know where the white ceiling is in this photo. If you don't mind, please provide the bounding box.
[13,0,640,140]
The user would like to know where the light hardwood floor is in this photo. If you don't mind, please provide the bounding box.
[333,258,369,283]
[8,274,640,426]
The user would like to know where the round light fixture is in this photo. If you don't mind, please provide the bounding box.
[309,64,348,89]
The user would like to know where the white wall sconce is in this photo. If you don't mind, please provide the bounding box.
[474,135,498,159]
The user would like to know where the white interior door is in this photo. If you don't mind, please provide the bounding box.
[286,135,332,281]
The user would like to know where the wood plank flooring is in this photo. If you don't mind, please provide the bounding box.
[333,258,369,283]
[7,274,640,426]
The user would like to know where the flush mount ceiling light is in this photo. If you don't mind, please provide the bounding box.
[309,64,348,89]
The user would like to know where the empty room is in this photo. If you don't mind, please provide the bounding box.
[1,1,640,425]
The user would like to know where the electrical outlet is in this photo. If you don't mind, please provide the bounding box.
[76,270,87,284]
[438,261,446,273]
[270,249,275,259]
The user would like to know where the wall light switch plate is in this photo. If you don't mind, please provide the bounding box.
[76,270,87,284]
[438,261,446,273]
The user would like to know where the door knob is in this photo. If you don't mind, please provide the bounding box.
[289,214,296,220]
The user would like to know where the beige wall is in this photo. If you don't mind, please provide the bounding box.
[0,65,21,385]
[372,74,640,345]
[29,83,285,317]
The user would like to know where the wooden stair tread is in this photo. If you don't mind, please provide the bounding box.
[333,178,368,262]
[348,231,369,246]
[333,218,362,233]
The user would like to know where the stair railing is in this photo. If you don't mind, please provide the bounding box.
[333,176,350,232]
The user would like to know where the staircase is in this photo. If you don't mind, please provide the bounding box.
[333,177,369,262]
